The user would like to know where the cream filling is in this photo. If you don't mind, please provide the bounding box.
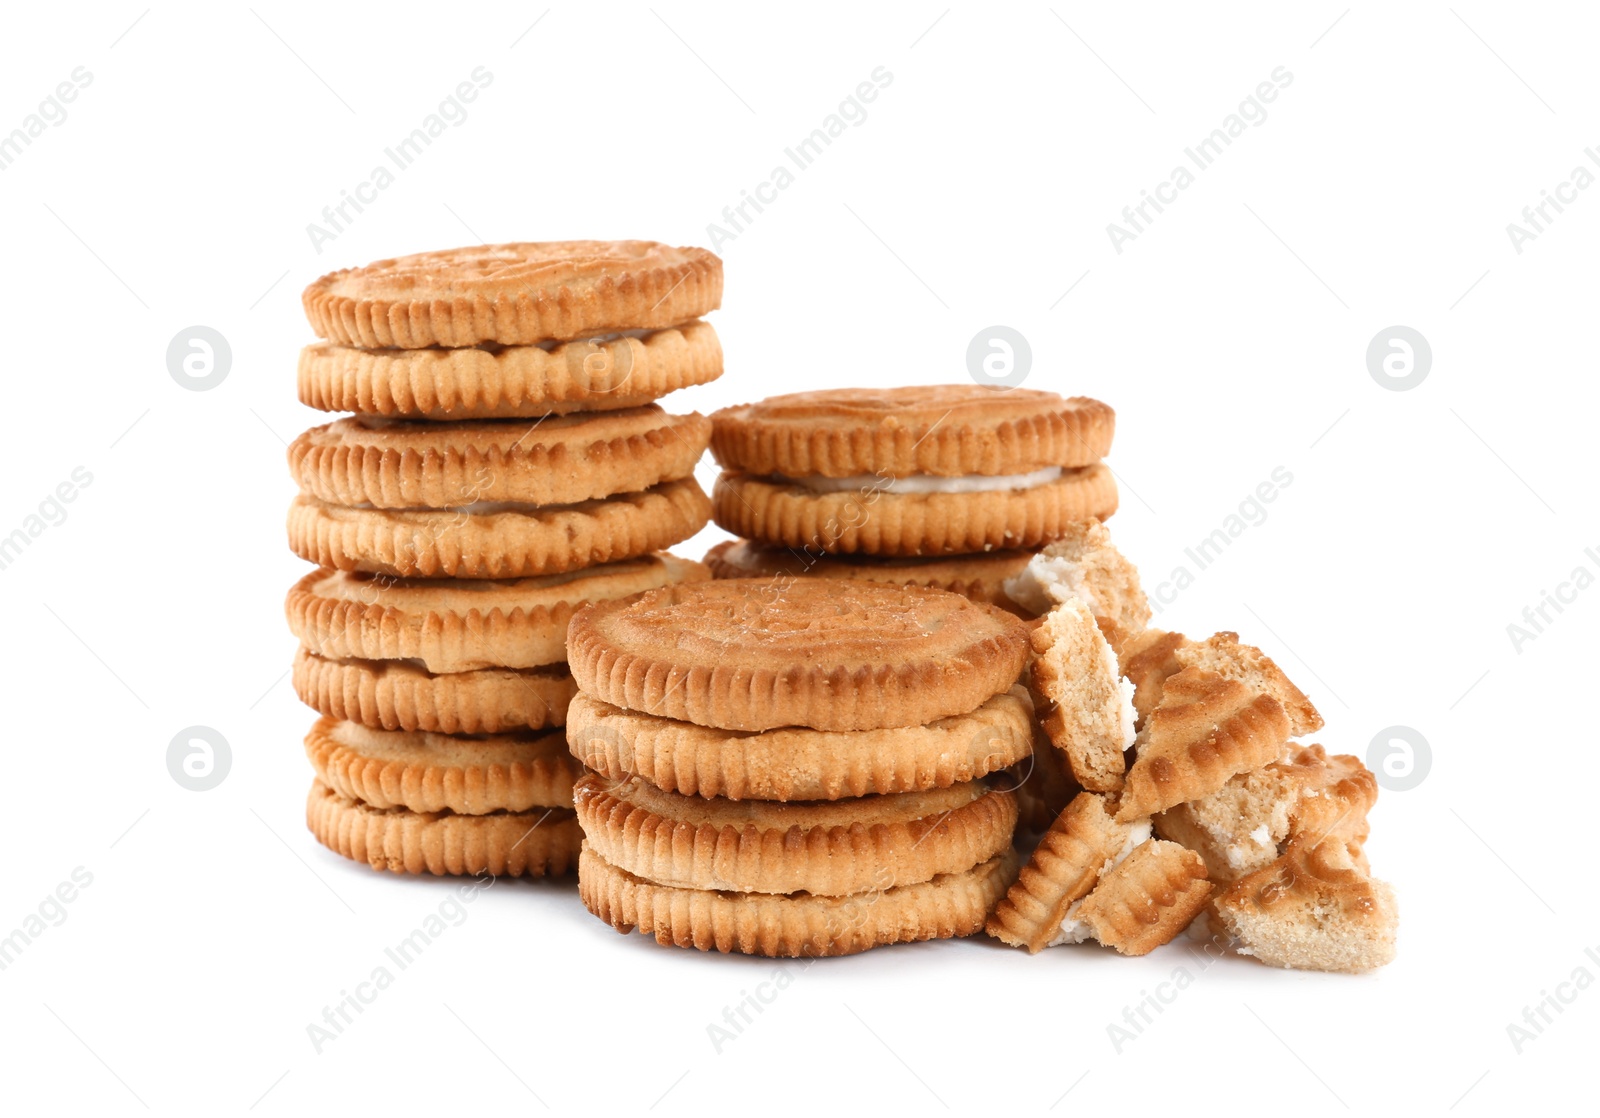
[532,328,656,351]
[783,466,1063,495]
[1100,636,1138,752]
[1049,821,1152,946]
[1004,553,1102,617]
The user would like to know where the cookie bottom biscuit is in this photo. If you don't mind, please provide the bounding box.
[306,780,580,876]
[566,687,1034,800]
[712,464,1117,556]
[286,476,710,578]
[704,539,1035,614]
[578,844,1020,957]
[293,648,577,733]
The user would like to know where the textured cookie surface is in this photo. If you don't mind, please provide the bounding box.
[710,386,1114,477]
[307,780,580,877]
[567,686,1033,800]
[574,774,1016,896]
[286,554,710,672]
[304,717,578,813]
[986,792,1136,953]
[289,407,709,508]
[293,647,576,733]
[1117,668,1291,822]
[567,579,1031,732]
[304,241,722,348]
[297,320,722,419]
[1070,839,1211,956]
[705,539,1034,614]
[286,476,710,578]
[713,465,1118,557]
[578,844,1019,957]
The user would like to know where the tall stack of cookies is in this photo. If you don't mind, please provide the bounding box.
[701,385,1118,613]
[284,241,723,877]
[563,579,1035,956]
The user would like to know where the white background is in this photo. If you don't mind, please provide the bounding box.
[1,2,1593,1114]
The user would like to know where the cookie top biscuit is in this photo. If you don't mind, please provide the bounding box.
[710,385,1114,478]
[566,579,1031,732]
[303,241,723,348]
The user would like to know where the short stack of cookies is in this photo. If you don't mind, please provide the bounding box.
[702,385,1119,613]
[984,520,1398,971]
[284,241,723,877]
[563,578,1037,956]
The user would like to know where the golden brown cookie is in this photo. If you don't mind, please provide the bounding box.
[566,686,1033,800]
[704,539,1034,615]
[286,554,710,672]
[1029,596,1137,792]
[578,843,1020,957]
[286,476,710,578]
[574,774,1016,896]
[306,780,580,876]
[1066,839,1211,955]
[1153,744,1377,882]
[1117,669,1292,822]
[986,792,1140,953]
[709,386,1114,477]
[1174,632,1323,737]
[297,321,722,419]
[293,647,576,733]
[712,464,1118,557]
[1005,720,1080,835]
[1211,829,1397,972]
[303,241,722,349]
[288,407,709,509]
[567,579,1031,732]
[1001,519,1151,647]
[1118,628,1187,729]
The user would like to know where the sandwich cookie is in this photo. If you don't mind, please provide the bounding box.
[286,476,710,578]
[1002,518,1151,647]
[709,386,1117,556]
[307,781,580,877]
[574,774,1017,896]
[288,407,710,509]
[1029,596,1138,793]
[566,686,1034,801]
[566,579,1031,733]
[704,539,1035,615]
[303,241,722,349]
[298,320,722,420]
[579,844,1020,958]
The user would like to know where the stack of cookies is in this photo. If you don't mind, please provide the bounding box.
[283,241,723,877]
[702,385,1119,612]
[986,521,1398,971]
[563,578,1036,956]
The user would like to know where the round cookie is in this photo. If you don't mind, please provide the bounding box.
[566,579,1031,732]
[305,717,579,814]
[578,844,1020,957]
[286,554,710,672]
[574,774,1016,896]
[297,320,723,419]
[709,385,1114,477]
[705,539,1034,614]
[307,780,580,877]
[286,476,710,578]
[566,686,1034,800]
[289,407,710,509]
[712,464,1118,557]
[293,648,578,734]
[303,241,722,349]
